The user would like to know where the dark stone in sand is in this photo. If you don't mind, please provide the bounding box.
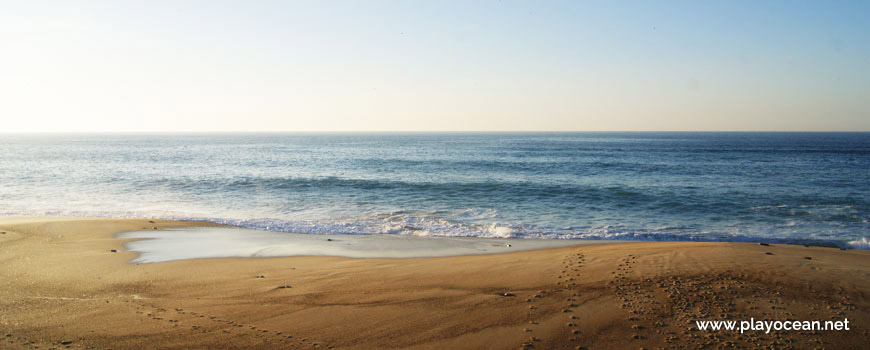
[765,252,774,255]
[148,220,155,223]
[277,285,292,289]
[327,238,333,241]
[60,340,73,345]
[759,243,770,246]
[804,257,812,260]
[256,275,265,278]
[110,249,118,253]
[501,292,515,297]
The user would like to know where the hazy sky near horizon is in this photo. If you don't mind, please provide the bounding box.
[1,1,868,132]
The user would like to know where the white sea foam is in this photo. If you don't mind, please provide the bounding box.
[848,238,870,250]
[485,224,517,238]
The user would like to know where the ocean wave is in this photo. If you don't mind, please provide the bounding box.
[848,238,870,250]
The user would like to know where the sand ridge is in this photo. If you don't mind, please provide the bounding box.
[1,218,869,349]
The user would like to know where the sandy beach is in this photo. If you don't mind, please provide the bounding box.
[1,217,868,349]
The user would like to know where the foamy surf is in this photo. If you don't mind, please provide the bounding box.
[848,238,870,250]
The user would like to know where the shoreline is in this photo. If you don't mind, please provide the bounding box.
[1,217,869,349]
[117,226,625,263]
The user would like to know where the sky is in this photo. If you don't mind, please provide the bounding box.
[1,1,868,132]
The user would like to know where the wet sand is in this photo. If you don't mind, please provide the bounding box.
[118,227,617,263]
[1,217,868,349]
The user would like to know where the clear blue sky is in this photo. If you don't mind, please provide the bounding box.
[1,1,868,131]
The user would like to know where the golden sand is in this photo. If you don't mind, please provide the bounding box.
[1,218,868,349]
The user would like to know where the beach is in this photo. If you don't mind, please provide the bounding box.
[4,0,869,348]
[1,217,868,349]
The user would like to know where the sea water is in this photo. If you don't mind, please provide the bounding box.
[1,132,867,248]
[118,227,613,263]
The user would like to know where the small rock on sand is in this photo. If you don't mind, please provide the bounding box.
[276,285,292,289]
[110,249,118,253]
[501,292,515,297]
[804,257,812,260]
[759,243,770,246]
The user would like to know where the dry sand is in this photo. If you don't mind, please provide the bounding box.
[1,217,868,349]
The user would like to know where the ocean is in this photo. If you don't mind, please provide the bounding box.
[1,132,868,248]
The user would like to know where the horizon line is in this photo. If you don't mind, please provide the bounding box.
[1,130,868,134]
